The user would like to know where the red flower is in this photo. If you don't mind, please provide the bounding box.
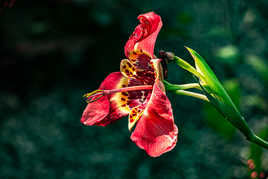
[81,12,178,157]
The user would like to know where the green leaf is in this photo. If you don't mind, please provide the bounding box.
[185,47,239,113]
[185,47,254,138]
[203,80,240,140]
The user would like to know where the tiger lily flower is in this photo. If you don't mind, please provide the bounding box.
[81,12,178,157]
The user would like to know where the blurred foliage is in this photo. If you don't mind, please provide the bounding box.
[215,45,240,64]
[246,55,268,86]
[247,127,268,178]
[0,0,268,179]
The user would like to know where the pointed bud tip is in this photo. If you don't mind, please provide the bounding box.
[184,46,195,54]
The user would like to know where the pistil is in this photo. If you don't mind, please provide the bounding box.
[84,85,153,103]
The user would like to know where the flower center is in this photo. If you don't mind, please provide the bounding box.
[84,85,153,103]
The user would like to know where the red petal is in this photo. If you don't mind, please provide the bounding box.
[124,12,162,58]
[81,96,110,126]
[81,72,130,126]
[130,80,178,157]
[98,72,125,90]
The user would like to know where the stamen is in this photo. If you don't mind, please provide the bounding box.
[83,85,153,103]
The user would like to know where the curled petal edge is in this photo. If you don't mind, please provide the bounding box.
[124,12,162,58]
[81,72,130,126]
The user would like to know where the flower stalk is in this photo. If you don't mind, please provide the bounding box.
[173,90,209,102]
[162,48,268,150]
[163,80,202,90]
[163,80,209,102]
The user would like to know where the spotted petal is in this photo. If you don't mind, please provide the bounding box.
[128,105,145,131]
[124,12,162,58]
[130,79,178,157]
[120,59,137,78]
[81,72,130,126]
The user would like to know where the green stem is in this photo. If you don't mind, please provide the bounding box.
[202,84,268,150]
[249,134,268,149]
[164,80,209,101]
[170,50,268,150]
[176,83,202,90]
[164,80,203,91]
[173,90,209,102]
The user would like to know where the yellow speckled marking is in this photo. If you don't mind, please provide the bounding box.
[128,49,152,61]
[128,105,144,130]
[110,77,130,113]
[120,59,137,78]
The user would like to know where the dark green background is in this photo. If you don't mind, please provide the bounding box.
[1,0,268,178]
